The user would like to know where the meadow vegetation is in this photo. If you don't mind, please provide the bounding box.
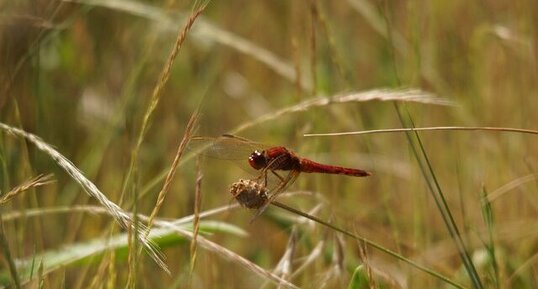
[0,0,537,288]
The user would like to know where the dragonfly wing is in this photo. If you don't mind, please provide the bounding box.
[190,135,272,176]
[190,135,269,160]
[190,136,250,160]
[267,169,300,201]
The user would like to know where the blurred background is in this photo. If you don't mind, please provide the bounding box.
[1,0,537,288]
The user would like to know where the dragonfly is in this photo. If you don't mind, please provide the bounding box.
[191,134,371,218]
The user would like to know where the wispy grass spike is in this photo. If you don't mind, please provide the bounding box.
[231,88,453,134]
[0,122,169,273]
[0,174,55,204]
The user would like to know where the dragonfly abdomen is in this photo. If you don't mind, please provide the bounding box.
[299,158,371,177]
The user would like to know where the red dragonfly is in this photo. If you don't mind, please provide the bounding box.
[191,135,371,216]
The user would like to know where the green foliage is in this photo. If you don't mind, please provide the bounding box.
[347,265,369,289]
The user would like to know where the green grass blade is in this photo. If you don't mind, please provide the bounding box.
[347,265,369,289]
[0,217,21,289]
[271,201,466,289]
[480,186,500,289]
[393,103,483,289]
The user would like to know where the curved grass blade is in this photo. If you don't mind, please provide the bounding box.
[0,122,168,273]
[270,201,467,289]
[0,220,246,287]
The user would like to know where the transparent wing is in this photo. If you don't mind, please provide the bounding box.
[190,135,273,175]
[190,135,270,160]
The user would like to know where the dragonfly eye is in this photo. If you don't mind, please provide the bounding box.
[248,150,267,170]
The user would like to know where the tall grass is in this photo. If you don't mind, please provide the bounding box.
[1,0,537,288]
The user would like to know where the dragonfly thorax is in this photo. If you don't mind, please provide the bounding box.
[248,150,267,170]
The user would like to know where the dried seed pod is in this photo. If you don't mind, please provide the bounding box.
[229,179,268,209]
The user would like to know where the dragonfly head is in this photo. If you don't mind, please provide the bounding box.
[248,150,267,170]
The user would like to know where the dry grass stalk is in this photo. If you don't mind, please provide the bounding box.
[309,0,318,96]
[146,111,199,232]
[121,1,206,233]
[305,126,538,137]
[190,156,203,274]
[291,37,303,99]
[290,240,324,278]
[315,236,345,288]
[274,229,297,289]
[0,218,21,289]
[126,223,136,289]
[0,122,168,272]
[230,88,453,134]
[332,234,345,275]
[153,220,301,289]
[88,251,113,289]
[270,201,465,289]
[125,2,207,275]
[4,203,296,288]
[1,205,109,221]
[357,239,377,289]
[1,203,238,224]
[133,4,207,153]
[485,173,538,202]
[0,174,55,204]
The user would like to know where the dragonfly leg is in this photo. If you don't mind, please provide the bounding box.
[252,169,269,187]
[270,170,285,183]
[252,169,266,183]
